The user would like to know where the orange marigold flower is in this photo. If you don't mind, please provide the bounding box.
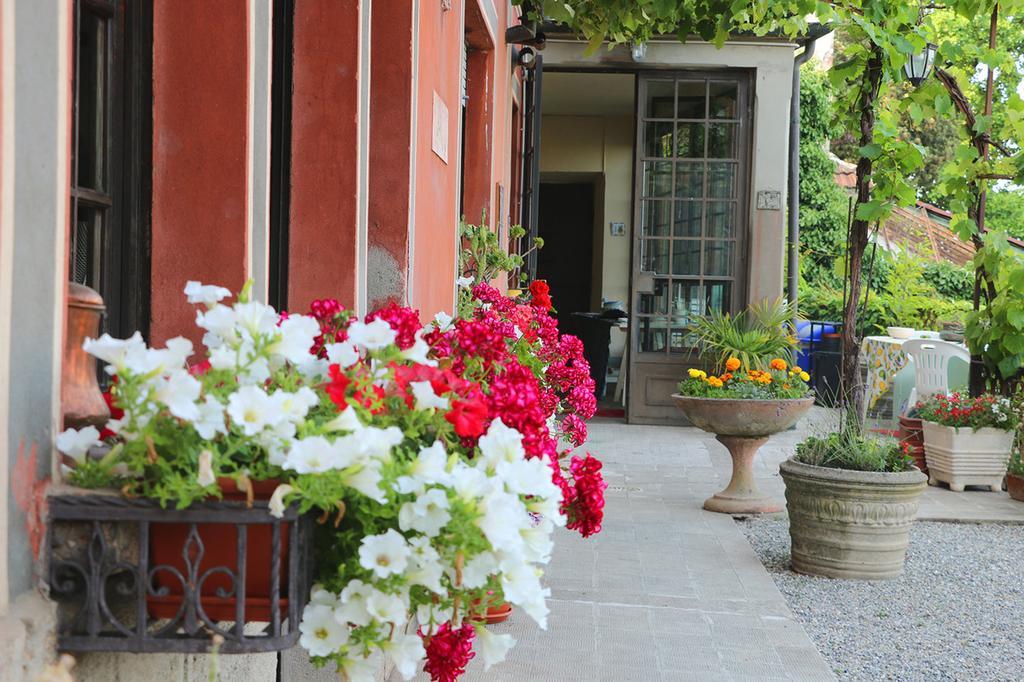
[707,376,724,388]
[720,373,733,382]
[725,357,741,372]
[769,358,788,371]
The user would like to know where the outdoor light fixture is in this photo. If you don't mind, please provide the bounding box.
[631,42,647,61]
[904,42,937,87]
[517,47,538,69]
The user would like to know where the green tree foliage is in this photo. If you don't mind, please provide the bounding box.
[922,260,975,300]
[798,67,850,281]
[984,189,1024,239]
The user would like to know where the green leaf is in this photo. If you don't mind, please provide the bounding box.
[998,354,1022,379]
[859,143,883,160]
[934,93,952,116]
[855,200,886,222]
[1009,308,1024,330]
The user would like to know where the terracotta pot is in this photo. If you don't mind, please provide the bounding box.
[898,416,925,449]
[671,396,815,514]
[471,595,513,624]
[149,478,291,621]
[62,282,110,430]
[1007,473,1024,502]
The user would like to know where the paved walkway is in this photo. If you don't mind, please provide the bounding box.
[430,410,1024,682]
[439,417,837,682]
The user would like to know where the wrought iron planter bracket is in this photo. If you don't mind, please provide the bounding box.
[47,494,312,654]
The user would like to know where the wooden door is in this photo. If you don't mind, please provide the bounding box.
[628,73,751,424]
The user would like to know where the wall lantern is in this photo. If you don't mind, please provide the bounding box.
[517,47,538,70]
[904,43,937,87]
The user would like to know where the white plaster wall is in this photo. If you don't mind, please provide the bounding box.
[543,39,797,308]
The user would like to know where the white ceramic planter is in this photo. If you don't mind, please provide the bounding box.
[922,421,1014,492]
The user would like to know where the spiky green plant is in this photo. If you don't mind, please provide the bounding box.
[691,298,799,372]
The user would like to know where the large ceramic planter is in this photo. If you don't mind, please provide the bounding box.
[780,459,927,580]
[671,395,814,514]
[922,422,1014,492]
[1007,473,1024,502]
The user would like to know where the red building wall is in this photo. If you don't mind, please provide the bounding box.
[149,0,250,346]
[287,0,362,313]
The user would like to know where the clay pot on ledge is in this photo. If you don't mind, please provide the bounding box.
[1007,473,1024,502]
[897,415,927,475]
[62,282,110,430]
[148,478,293,622]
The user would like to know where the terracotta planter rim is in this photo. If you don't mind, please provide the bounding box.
[780,457,927,487]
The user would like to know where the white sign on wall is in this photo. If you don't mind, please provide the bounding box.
[756,190,782,211]
[432,92,449,164]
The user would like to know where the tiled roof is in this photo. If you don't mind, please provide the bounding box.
[833,159,974,266]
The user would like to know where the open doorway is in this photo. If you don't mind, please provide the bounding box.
[537,180,597,330]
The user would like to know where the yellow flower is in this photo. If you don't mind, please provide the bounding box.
[725,357,741,372]
[688,368,701,379]
[769,358,788,371]
[799,371,810,382]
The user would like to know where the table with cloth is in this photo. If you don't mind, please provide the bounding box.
[861,334,967,424]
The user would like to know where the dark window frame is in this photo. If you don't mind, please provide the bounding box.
[268,0,295,311]
[70,0,152,339]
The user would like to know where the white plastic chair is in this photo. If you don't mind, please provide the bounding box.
[901,339,971,411]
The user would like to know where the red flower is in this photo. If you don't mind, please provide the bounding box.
[421,622,475,682]
[446,398,488,438]
[365,302,422,350]
[529,280,552,311]
[99,386,124,440]
[563,454,608,538]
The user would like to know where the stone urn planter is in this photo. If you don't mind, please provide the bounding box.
[780,459,927,579]
[1007,473,1024,502]
[671,395,814,514]
[922,421,1014,492]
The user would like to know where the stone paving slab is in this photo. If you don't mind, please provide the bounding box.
[409,419,837,681]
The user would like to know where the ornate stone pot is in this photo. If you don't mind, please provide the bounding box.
[671,395,814,514]
[779,458,926,580]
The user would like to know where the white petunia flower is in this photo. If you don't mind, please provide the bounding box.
[346,461,387,502]
[184,281,231,306]
[335,579,373,627]
[407,536,446,595]
[520,518,555,564]
[308,584,340,608]
[500,561,549,628]
[460,551,498,589]
[476,419,526,472]
[416,603,453,635]
[340,652,382,682]
[398,488,451,537]
[194,396,227,439]
[233,301,279,340]
[450,463,493,501]
[394,441,451,494]
[326,340,360,367]
[456,276,474,288]
[385,632,426,681]
[272,387,320,423]
[56,426,102,464]
[400,331,437,367]
[477,490,528,556]
[346,319,397,351]
[358,529,411,579]
[195,305,237,345]
[283,436,339,474]
[82,332,147,376]
[226,385,275,435]
[364,588,408,625]
[153,369,202,421]
[269,314,321,364]
[433,311,454,331]
[196,449,216,487]
[526,494,567,527]
[159,336,194,370]
[474,624,516,670]
[409,381,449,411]
[323,406,364,433]
[298,603,349,658]
[358,426,404,461]
[497,457,561,499]
[268,483,294,519]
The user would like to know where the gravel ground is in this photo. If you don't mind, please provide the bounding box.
[738,518,1024,682]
